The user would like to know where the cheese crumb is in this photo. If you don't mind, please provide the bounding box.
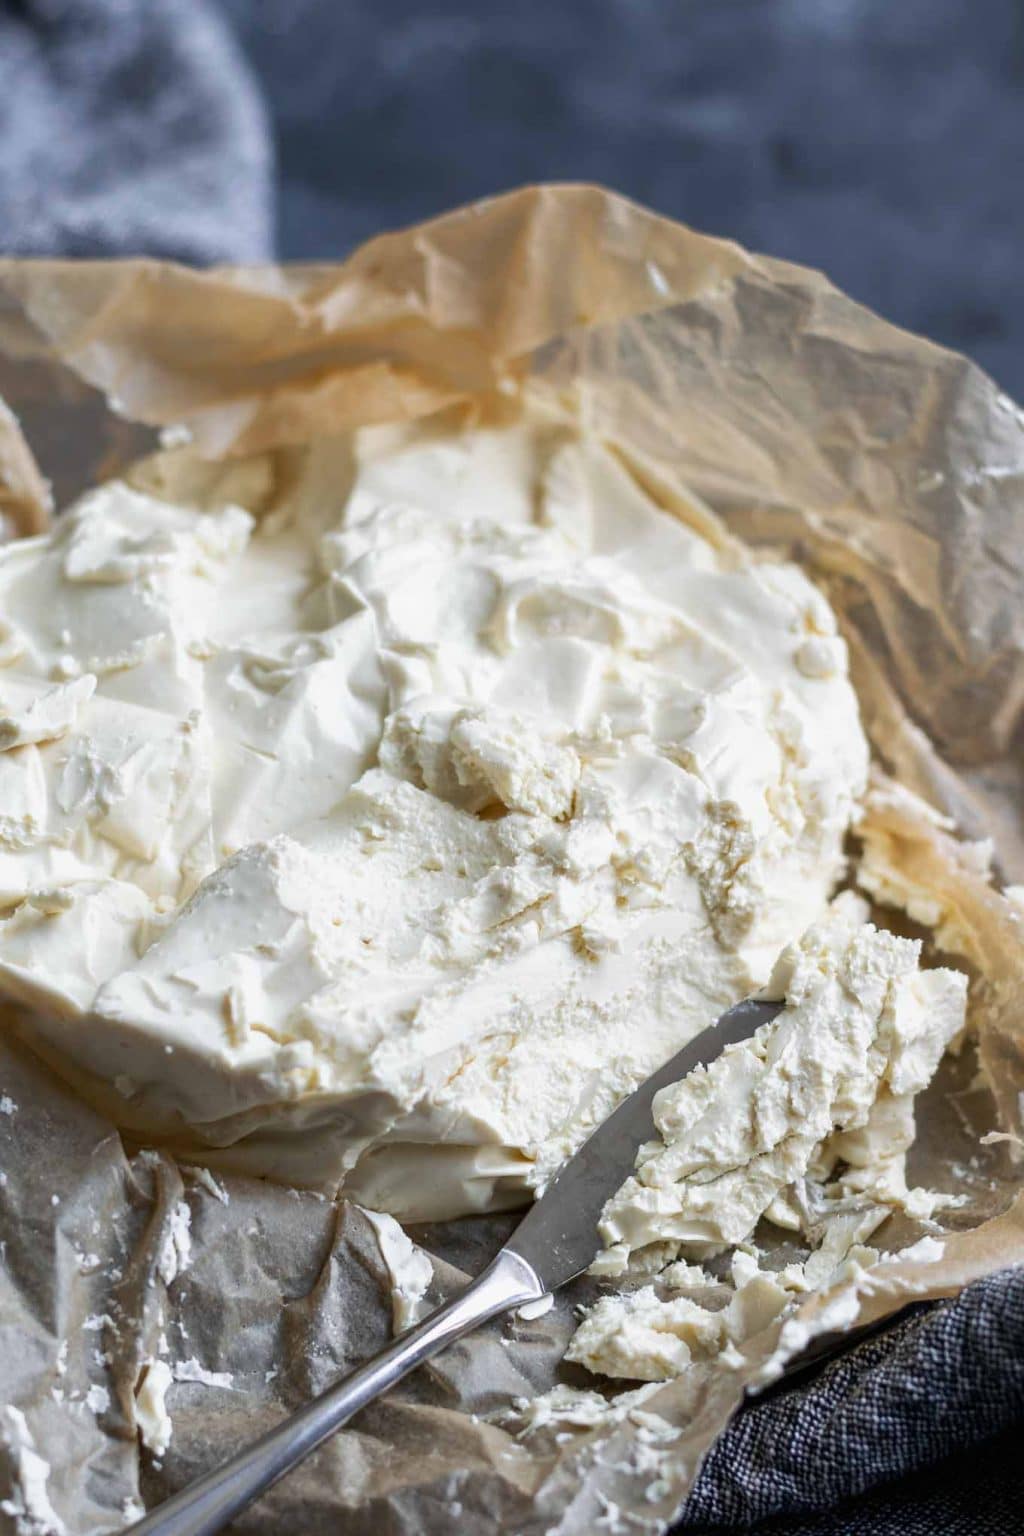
[134,1360,173,1456]
[360,1208,433,1333]
[0,1406,66,1536]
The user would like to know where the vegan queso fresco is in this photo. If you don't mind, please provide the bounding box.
[0,407,966,1385]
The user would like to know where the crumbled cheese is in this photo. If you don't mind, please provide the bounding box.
[172,1359,233,1389]
[566,911,963,1381]
[595,910,966,1276]
[156,1201,192,1287]
[517,1293,555,1321]
[877,1235,945,1266]
[360,1208,433,1333]
[510,1381,671,1438]
[0,1406,66,1536]
[567,1287,727,1381]
[134,1360,173,1456]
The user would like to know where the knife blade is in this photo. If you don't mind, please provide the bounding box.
[506,995,782,1290]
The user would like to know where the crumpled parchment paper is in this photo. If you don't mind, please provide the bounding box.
[0,185,1022,1536]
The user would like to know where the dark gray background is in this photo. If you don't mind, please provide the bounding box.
[219,0,1024,398]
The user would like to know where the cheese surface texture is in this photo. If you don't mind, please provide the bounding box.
[0,411,870,1216]
[595,911,967,1277]
[568,911,967,1380]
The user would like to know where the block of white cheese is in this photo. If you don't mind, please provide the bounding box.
[0,412,870,1217]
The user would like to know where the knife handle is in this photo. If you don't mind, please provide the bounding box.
[128,1248,542,1536]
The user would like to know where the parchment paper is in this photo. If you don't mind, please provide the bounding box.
[0,185,1022,1536]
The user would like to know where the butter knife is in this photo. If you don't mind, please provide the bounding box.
[129,997,781,1536]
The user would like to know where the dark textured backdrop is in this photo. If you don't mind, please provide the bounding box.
[220,0,1024,398]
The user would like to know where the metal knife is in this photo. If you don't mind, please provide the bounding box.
[128,997,781,1536]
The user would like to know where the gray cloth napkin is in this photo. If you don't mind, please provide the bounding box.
[681,1269,1024,1533]
[0,0,272,261]
[0,3,1020,1531]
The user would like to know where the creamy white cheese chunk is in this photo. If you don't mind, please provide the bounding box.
[566,1255,799,1383]
[567,912,966,1381]
[0,411,871,1216]
[360,1206,433,1333]
[594,910,967,1276]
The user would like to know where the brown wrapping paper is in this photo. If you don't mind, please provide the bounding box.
[0,184,1022,1536]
